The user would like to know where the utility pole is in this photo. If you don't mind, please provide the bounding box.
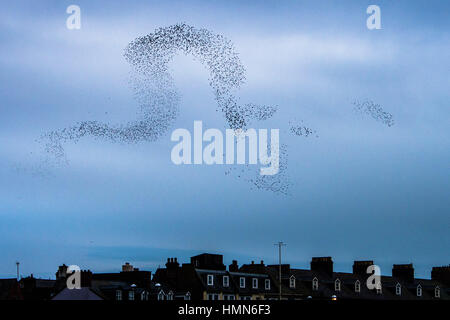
[274,242,286,301]
[16,261,20,281]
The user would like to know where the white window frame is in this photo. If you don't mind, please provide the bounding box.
[207,293,219,300]
[312,277,319,291]
[185,292,191,300]
[395,283,401,296]
[355,280,361,293]
[167,291,173,300]
[116,290,122,301]
[376,283,382,295]
[252,278,258,289]
[207,274,214,286]
[416,284,422,297]
[223,275,229,287]
[240,277,245,288]
[157,291,165,300]
[435,286,440,298]
[289,275,296,288]
[265,279,271,290]
[128,290,134,301]
[335,279,341,292]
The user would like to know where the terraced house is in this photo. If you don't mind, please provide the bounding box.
[153,253,449,301]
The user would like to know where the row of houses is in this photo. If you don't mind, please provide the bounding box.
[152,254,450,301]
[0,253,449,300]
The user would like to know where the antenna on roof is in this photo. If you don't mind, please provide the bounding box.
[16,261,20,281]
[274,241,286,301]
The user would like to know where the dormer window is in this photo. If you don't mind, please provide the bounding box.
[240,277,245,288]
[116,290,122,301]
[265,279,271,290]
[128,291,134,301]
[376,283,382,295]
[289,275,296,288]
[355,280,361,293]
[167,291,173,300]
[157,291,165,300]
[312,277,319,291]
[223,275,229,287]
[207,274,214,286]
[185,292,191,300]
[334,279,341,292]
[416,284,422,297]
[252,278,258,289]
[395,283,401,296]
[435,286,440,298]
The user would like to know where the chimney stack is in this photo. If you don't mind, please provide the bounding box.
[166,257,180,270]
[122,262,134,272]
[229,260,239,272]
[431,265,450,286]
[353,261,374,276]
[311,257,333,276]
[392,264,414,282]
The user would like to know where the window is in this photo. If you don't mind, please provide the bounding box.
[240,277,245,288]
[223,275,229,287]
[355,280,361,293]
[312,277,319,291]
[265,279,271,290]
[141,291,148,301]
[289,275,296,288]
[335,279,341,292]
[128,291,134,301]
[395,283,401,296]
[252,278,258,289]
[185,292,191,301]
[376,283,382,295]
[224,294,235,300]
[435,286,440,298]
[416,284,422,297]
[167,291,173,300]
[207,274,214,286]
[158,291,165,300]
[207,293,219,300]
[116,290,122,301]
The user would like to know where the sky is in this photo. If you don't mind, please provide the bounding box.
[0,0,449,279]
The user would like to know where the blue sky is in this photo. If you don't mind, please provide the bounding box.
[0,0,449,279]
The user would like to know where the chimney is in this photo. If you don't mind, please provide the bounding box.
[431,265,450,286]
[122,262,134,272]
[56,264,69,280]
[166,257,180,270]
[311,257,333,276]
[229,260,239,272]
[353,261,374,276]
[392,264,414,282]
[81,270,92,287]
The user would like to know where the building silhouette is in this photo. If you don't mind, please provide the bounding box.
[0,253,448,300]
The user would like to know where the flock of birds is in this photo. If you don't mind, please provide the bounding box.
[37,23,394,195]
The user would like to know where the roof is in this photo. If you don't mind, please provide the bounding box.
[52,287,103,300]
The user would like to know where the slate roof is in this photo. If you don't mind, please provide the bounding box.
[52,287,103,300]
